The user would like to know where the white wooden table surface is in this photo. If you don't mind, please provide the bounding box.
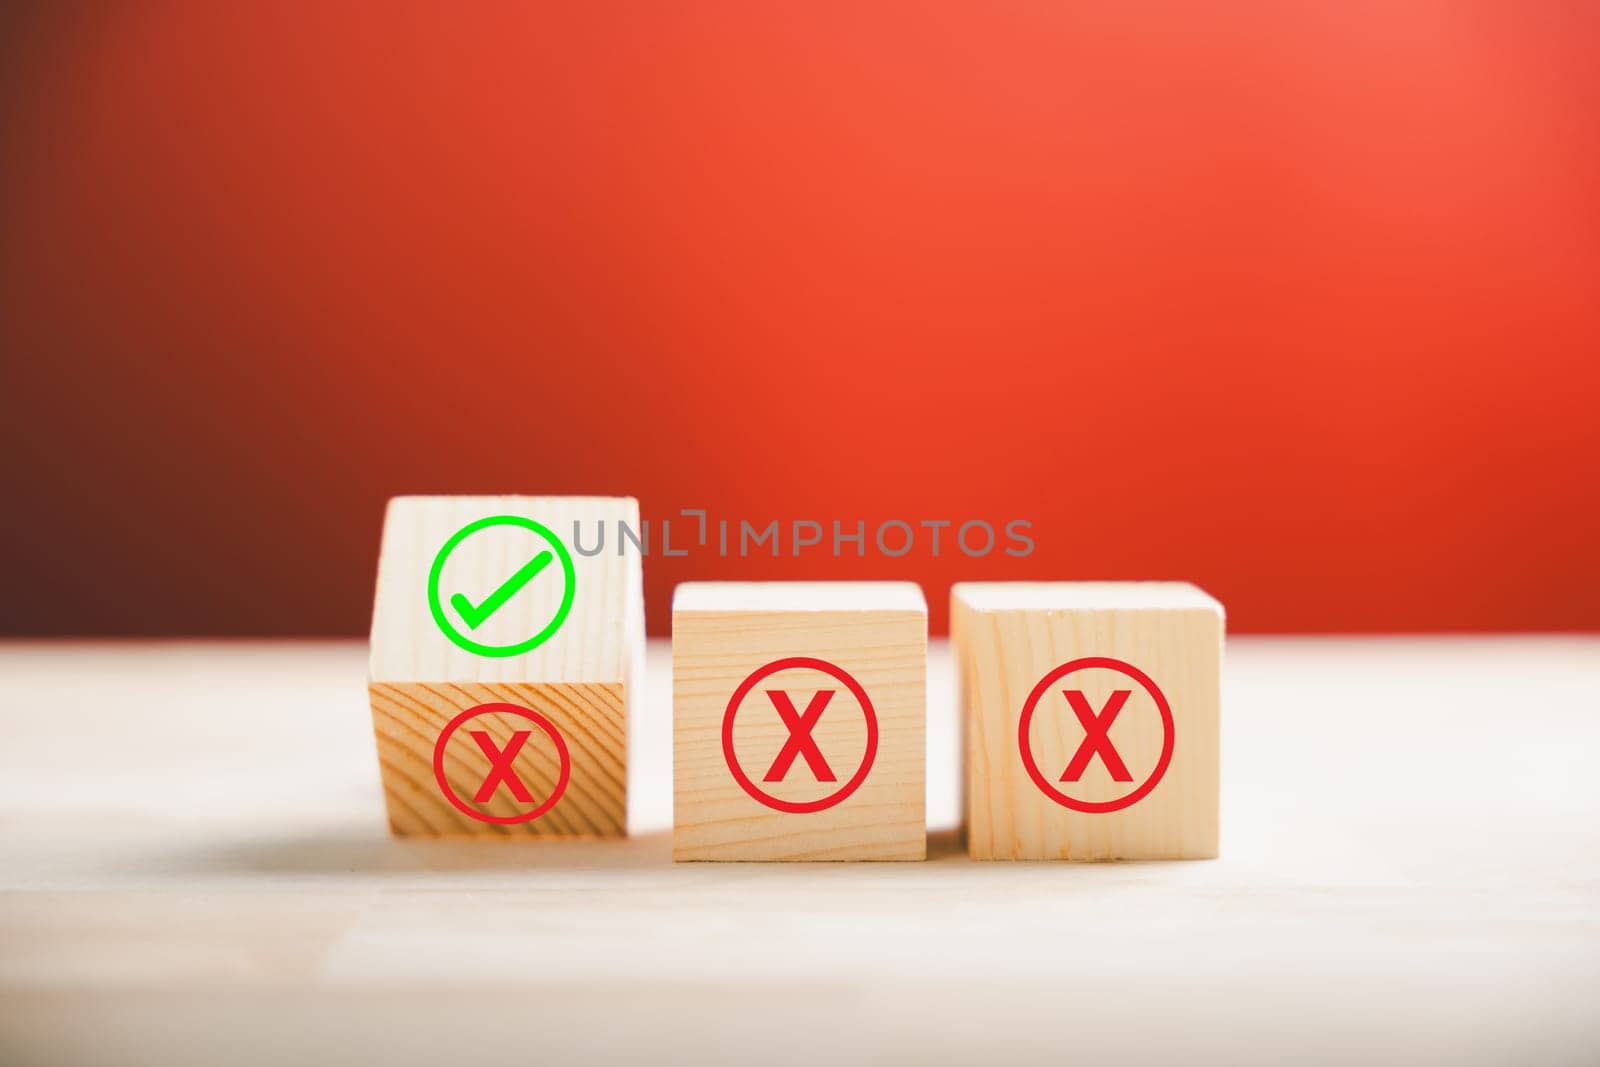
[1,637,1596,1065]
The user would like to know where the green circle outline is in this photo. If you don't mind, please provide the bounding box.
[427,515,577,658]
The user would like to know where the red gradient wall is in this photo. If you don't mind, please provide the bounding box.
[2,2,1597,636]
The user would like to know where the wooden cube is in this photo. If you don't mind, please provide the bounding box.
[952,582,1222,860]
[367,495,642,837]
[673,582,927,861]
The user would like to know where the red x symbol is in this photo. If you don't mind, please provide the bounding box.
[470,730,536,802]
[432,703,571,825]
[1060,690,1133,782]
[763,689,837,782]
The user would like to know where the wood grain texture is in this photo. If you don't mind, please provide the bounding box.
[953,582,1222,860]
[367,496,643,837]
[673,582,926,861]
[370,681,626,837]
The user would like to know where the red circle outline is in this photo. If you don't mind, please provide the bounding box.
[1017,657,1175,814]
[432,702,572,825]
[721,656,879,814]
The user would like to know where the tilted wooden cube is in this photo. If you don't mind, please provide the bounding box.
[673,582,927,861]
[367,496,643,837]
[953,582,1222,860]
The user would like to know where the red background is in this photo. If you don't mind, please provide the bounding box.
[2,2,1597,637]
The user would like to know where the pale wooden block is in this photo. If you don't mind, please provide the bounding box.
[952,582,1222,860]
[368,496,643,837]
[673,582,926,861]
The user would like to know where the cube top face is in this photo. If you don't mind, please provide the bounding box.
[369,495,642,684]
[672,581,928,614]
[951,581,1223,614]
[673,582,927,861]
[953,581,1222,861]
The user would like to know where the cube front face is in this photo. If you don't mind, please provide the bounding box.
[370,682,626,837]
[673,590,926,861]
[955,584,1222,860]
[367,496,643,838]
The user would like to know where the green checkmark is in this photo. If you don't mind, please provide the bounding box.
[449,550,553,630]
[427,515,577,658]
